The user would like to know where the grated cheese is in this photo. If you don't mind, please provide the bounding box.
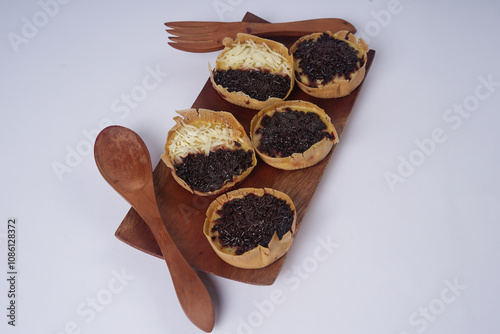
[168,121,243,163]
[217,39,291,76]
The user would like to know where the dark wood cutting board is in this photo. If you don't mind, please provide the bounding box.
[114,12,375,285]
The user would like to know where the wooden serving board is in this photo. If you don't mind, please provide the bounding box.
[115,12,375,285]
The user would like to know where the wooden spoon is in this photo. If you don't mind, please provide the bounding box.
[94,125,215,332]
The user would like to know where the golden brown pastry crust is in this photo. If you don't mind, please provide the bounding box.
[203,187,297,269]
[160,108,257,196]
[290,30,369,98]
[250,100,339,170]
[209,33,294,110]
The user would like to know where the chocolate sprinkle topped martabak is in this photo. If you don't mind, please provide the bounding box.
[213,69,291,101]
[256,108,335,158]
[212,193,294,255]
[293,32,363,86]
[174,148,254,193]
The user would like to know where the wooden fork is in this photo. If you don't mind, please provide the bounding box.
[165,18,356,52]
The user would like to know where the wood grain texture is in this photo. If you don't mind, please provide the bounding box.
[115,12,376,285]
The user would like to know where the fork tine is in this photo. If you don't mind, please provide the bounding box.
[165,21,240,36]
[166,27,214,37]
[168,35,215,43]
[168,41,224,53]
[164,21,220,29]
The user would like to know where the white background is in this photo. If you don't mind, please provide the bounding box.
[1,0,499,333]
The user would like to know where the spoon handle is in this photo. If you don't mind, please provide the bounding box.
[138,188,215,332]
